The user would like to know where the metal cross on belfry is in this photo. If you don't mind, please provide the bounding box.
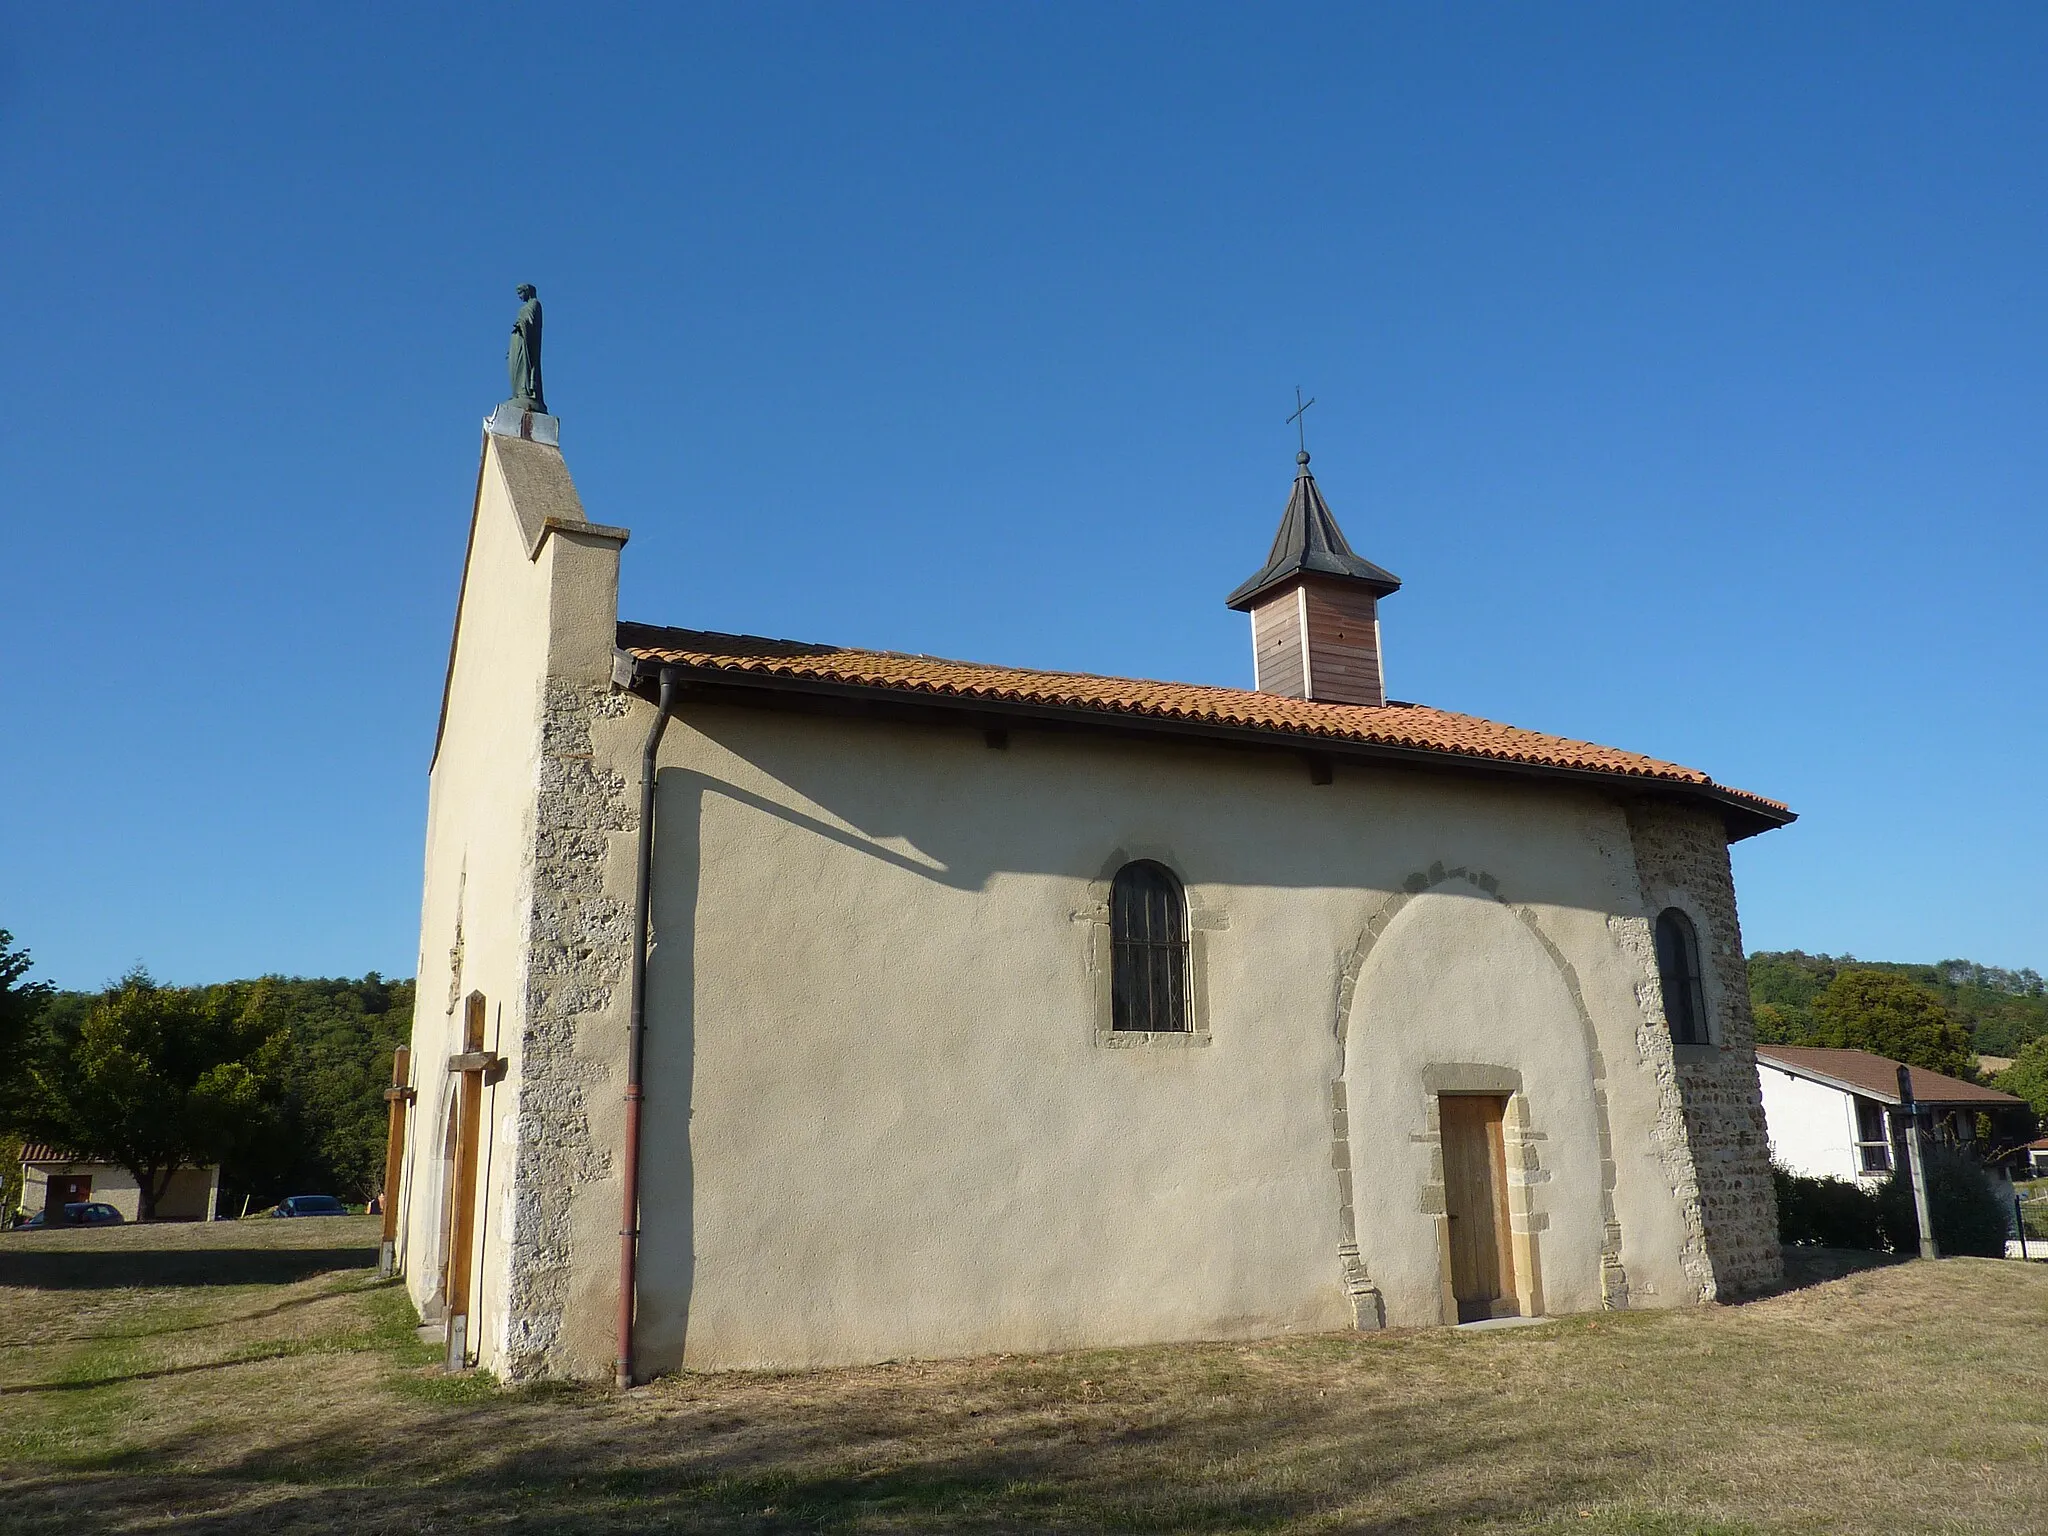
[1287,386,1316,453]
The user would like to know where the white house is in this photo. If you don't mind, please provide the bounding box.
[393,394,1796,1383]
[1756,1046,2021,1184]
[2022,1137,2048,1178]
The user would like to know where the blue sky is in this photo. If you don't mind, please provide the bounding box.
[3,5,2043,990]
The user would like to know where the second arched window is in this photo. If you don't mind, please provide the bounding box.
[1654,908,1709,1047]
[1111,860,1190,1033]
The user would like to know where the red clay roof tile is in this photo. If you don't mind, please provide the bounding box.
[619,622,1791,826]
[1756,1046,2022,1107]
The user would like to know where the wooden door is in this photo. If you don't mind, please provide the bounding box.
[1440,1094,1515,1323]
[44,1175,90,1222]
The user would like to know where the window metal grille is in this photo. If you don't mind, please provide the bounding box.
[1654,908,1709,1047]
[1111,860,1190,1032]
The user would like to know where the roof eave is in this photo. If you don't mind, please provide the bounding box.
[1225,564,1403,612]
[1756,1054,2020,1108]
[615,649,1794,841]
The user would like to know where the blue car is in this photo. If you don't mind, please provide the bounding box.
[271,1195,350,1217]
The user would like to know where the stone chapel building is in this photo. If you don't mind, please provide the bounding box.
[396,401,1792,1383]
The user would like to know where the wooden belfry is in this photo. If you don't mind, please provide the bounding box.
[1226,399,1401,707]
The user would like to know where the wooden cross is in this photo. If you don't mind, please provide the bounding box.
[1287,386,1316,453]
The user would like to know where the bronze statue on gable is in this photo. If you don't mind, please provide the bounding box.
[508,284,545,413]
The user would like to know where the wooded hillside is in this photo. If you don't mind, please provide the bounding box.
[1749,952,2048,1058]
[24,973,413,1215]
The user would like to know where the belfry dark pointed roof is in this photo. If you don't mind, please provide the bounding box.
[1225,451,1401,611]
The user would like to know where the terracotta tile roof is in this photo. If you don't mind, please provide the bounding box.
[2026,1136,2048,1152]
[617,622,1792,827]
[17,1145,87,1165]
[1756,1046,2023,1107]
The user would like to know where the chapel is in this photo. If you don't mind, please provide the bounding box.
[393,383,1793,1383]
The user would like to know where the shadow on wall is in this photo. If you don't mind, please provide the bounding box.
[670,704,1653,905]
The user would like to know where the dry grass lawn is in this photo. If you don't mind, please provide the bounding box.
[1,1218,2045,1533]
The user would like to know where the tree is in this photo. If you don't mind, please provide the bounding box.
[0,929,55,1113]
[14,974,287,1219]
[1810,970,1972,1079]
[1994,1036,2048,1122]
[0,931,56,1219]
[1746,951,2048,1059]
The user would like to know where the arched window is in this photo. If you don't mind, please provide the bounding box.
[1654,908,1709,1047]
[1111,860,1189,1032]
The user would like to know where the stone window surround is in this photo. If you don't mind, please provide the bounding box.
[1644,884,1726,1060]
[1075,845,1222,1049]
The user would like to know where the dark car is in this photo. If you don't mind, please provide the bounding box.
[271,1195,350,1218]
[17,1202,125,1229]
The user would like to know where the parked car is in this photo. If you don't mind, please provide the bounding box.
[271,1195,350,1217]
[17,1202,125,1229]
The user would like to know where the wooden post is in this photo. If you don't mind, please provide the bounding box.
[378,1046,413,1278]
[445,994,487,1370]
[1897,1063,1938,1261]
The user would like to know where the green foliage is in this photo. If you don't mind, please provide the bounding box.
[1875,1145,2011,1258]
[12,973,288,1218]
[0,931,50,1221]
[1772,1164,1883,1250]
[1750,1002,1806,1046]
[6,970,414,1216]
[1809,971,1972,1079]
[1748,951,2048,1058]
[216,973,414,1207]
[0,931,56,1119]
[1993,1036,2048,1121]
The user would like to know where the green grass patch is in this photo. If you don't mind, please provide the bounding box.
[1,1221,2046,1532]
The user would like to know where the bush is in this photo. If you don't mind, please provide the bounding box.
[1875,1145,2011,1258]
[1773,1164,1884,1250]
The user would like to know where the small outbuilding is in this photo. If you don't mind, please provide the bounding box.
[16,1145,221,1224]
[2022,1137,2048,1178]
[1756,1046,2022,1185]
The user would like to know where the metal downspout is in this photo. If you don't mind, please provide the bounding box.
[618,665,677,1389]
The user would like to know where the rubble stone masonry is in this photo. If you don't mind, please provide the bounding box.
[1626,801,1782,1299]
[501,679,635,1378]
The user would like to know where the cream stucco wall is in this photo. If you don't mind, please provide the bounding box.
[399,432,628,1377]
[608,700,1755,1373]
[412,433,1777,1381]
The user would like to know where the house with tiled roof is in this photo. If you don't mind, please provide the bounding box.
[2024,1137,2048,1178]
[391,392,1795,1383]
[14,1144,219,1225]
[1755,1046,2024,1185]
